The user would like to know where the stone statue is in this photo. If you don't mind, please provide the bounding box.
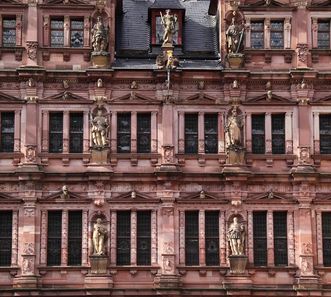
[91,16,109,52]
[91,109,109,148]
[160,9,177,46]
[92,218,107,256]
[225,17,244,54]
[227,217,245,256]
[225,107,244,149]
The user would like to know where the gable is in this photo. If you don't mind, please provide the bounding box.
[245,93,294,105]
[177,191,229,204]
[109,93,161,105]
[181,93,219,105]
[246,190,297,204]
[43,91,91,103]
[0,91,24,103]
[108,191,160,203]
[0,192,23,204]
[39,190,90,204]
[312,94,331,105]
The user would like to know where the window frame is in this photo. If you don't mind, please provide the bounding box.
[0,210,12,267]
[251,114,266,154]
[2,16,16,48]
[317,19,330,49]
[0,111,15,153]
[184,113,199,154]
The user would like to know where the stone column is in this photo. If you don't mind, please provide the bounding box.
[25,1,39,67]
[311,18,318,49]
[63,111,69,153]
[199,210,205,266]
[131,112,137,153]
[151,112,158,153]
[16,14,22,47]
[151,210,158,265]
[245,113,252,153]
[288,211,295,266]
[11,211,18,266]
[110,211,117,265]
[83,16,90,47]
[61,210,68,266]
[264,18,271,49]
[110,111,117,154]
[316,210,323,266]
[82,210,89,266]
[295,2,309,68]
[41,110,48,152]
[178,111,184,153]
[285,112,293,154]
[313,112,320,154]
[265,113,272,153]
[198,112,205,154]
[83,111,90,153]
[43,16,50,47]
[247,211,254,264]
[179,210,185,265]
[40,210,47,265]
[64,16,70,47]
[14,110,21,153]
[218,112,225,153]
[267,210,274,266]
[220,211,226,265]
[130,211,137,265]
[284,17,291,49]
[245,17,251,48]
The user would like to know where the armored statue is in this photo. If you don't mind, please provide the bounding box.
[91,16,109,52]
[92,218,107,256]
[225,106,244,149]
[160,9,178,47]
[91,109,109,148]
[227,216,245,256]
[225,17,245,54]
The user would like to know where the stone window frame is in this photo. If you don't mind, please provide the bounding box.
[0,14,22,48]
[245,109,293,155]
[177,110,225,155]
[312,108,331,155]
[311,16,331,49]
[110,109,158,156]
[315,208,331,268]
[245,14,292,50]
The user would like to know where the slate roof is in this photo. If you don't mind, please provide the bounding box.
[116,0,218,59]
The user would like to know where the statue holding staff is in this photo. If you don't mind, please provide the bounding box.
[160,9,178,46]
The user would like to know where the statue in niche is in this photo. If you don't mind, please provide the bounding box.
[225,106,244,149]
[92,218,107,256]
[226,17,245,54]
[160,9,178,47]
[227,216,245,256]
[91,16,109,52]
[91,109,109,148]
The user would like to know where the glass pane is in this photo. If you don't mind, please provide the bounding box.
[323,212,331,266]
[137,113,151,153]
[71,31,83,48]
[49,113,63,153]
[51,20,64,47]
[47,211,62,266]
[117,113,131,153]
[205,211,219,266]
[71,20,84,30]
[272,114,285,154]
[1,112,14,152]
[0,211,12,266]
[185,211,199,266]
[270,32,284,48]
[251,21,264,49]
[117,211,131,265]
[271,21,283,31]
[185,114,198,154]
[252,115,265,154]
[273,212,288,266]
[204,114,218,154]
[137,211,151,266]
[69,113,83,153]
[68,211,82,266]
[253,211,267,266]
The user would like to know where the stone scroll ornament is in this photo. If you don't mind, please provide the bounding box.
[91,109,109,148]
[92,218,107,256]
[227,216,246,256]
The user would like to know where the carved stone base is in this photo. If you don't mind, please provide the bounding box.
[90,256,108,274]
[226,147,245,165]
[85,275,113,289]
[91,52,110,68]
[154,274,181,288]
[227,53,245,69]
[91,148,109,164]
[223,275,252,290]
[13,276,38,288]
[228,255,248,274]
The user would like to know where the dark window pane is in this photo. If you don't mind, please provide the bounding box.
[322,212,331,266]
[49,112,63,153]
[68,211,82,266]
[117,211,131,265]
[252,114,265,154]
[2,18,16,47]
[320,114,331,154]
[0,112,14,152]
[47,211,62,266]
[204,114,218,154]
[51,19,64,47]
[137,113,151,153]
[270,21,284,49]
[69,113,83,153]
[205,211,219,266]
[274,211,288,266]
[318,21,330,49]
[272,114,285,154]
[0,211,12,266]
[137,211,151,266]
[251,21,264,49]
[185,211,199,266]
[70,19,84,48]
[185,114,198,154]
[253,211,267,266]
[117,113,131,153]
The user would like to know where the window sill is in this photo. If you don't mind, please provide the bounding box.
[0,47,24,61]
[40,47,92,62]
[246,153,295,167]
[311,49,331,63]
[248,265,297,276]
[177,265,228,276]
[176,153,226,166]
[244,49,294,64]
[110,153,160,166]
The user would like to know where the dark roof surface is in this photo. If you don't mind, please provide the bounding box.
[116,0,218,58]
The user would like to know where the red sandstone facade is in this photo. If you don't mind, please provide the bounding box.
[0,0,331,296]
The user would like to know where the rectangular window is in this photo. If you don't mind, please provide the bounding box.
[252,114,265,154]
[251,21,264,49]
[272,114,285,154]
[2,18,16,47]
[205,211,219,266]
[270,20,284,49]
[50,18,64,47]
[0,211,12,266]
[68,211,82,266]
[185,114,198,154]
[70,19,84,48]
[185,211,199,266]
[204,114,218,154]
[47,211,62,266]
[273,211,288,266]
[137,113,151,153]
[117,211,131,265]
[69,113,83,153]
[0,112,14,152]
[117,113,131,153]
[317,20,330,49]
[320,114,331,154]
[322,212,331,266]
[49,112,63,153]
[137,211,151,266]
[253,211,267,266]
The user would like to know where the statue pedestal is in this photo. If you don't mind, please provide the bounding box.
[85,275,113,289]
[154,275,181,288]
[91,52,110,68]
[90,255,108,274]
[13,276,39,288]
[91,148,109,164]
[226,147,245,165]
[228,255,248,274]
[227,53,244,69]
